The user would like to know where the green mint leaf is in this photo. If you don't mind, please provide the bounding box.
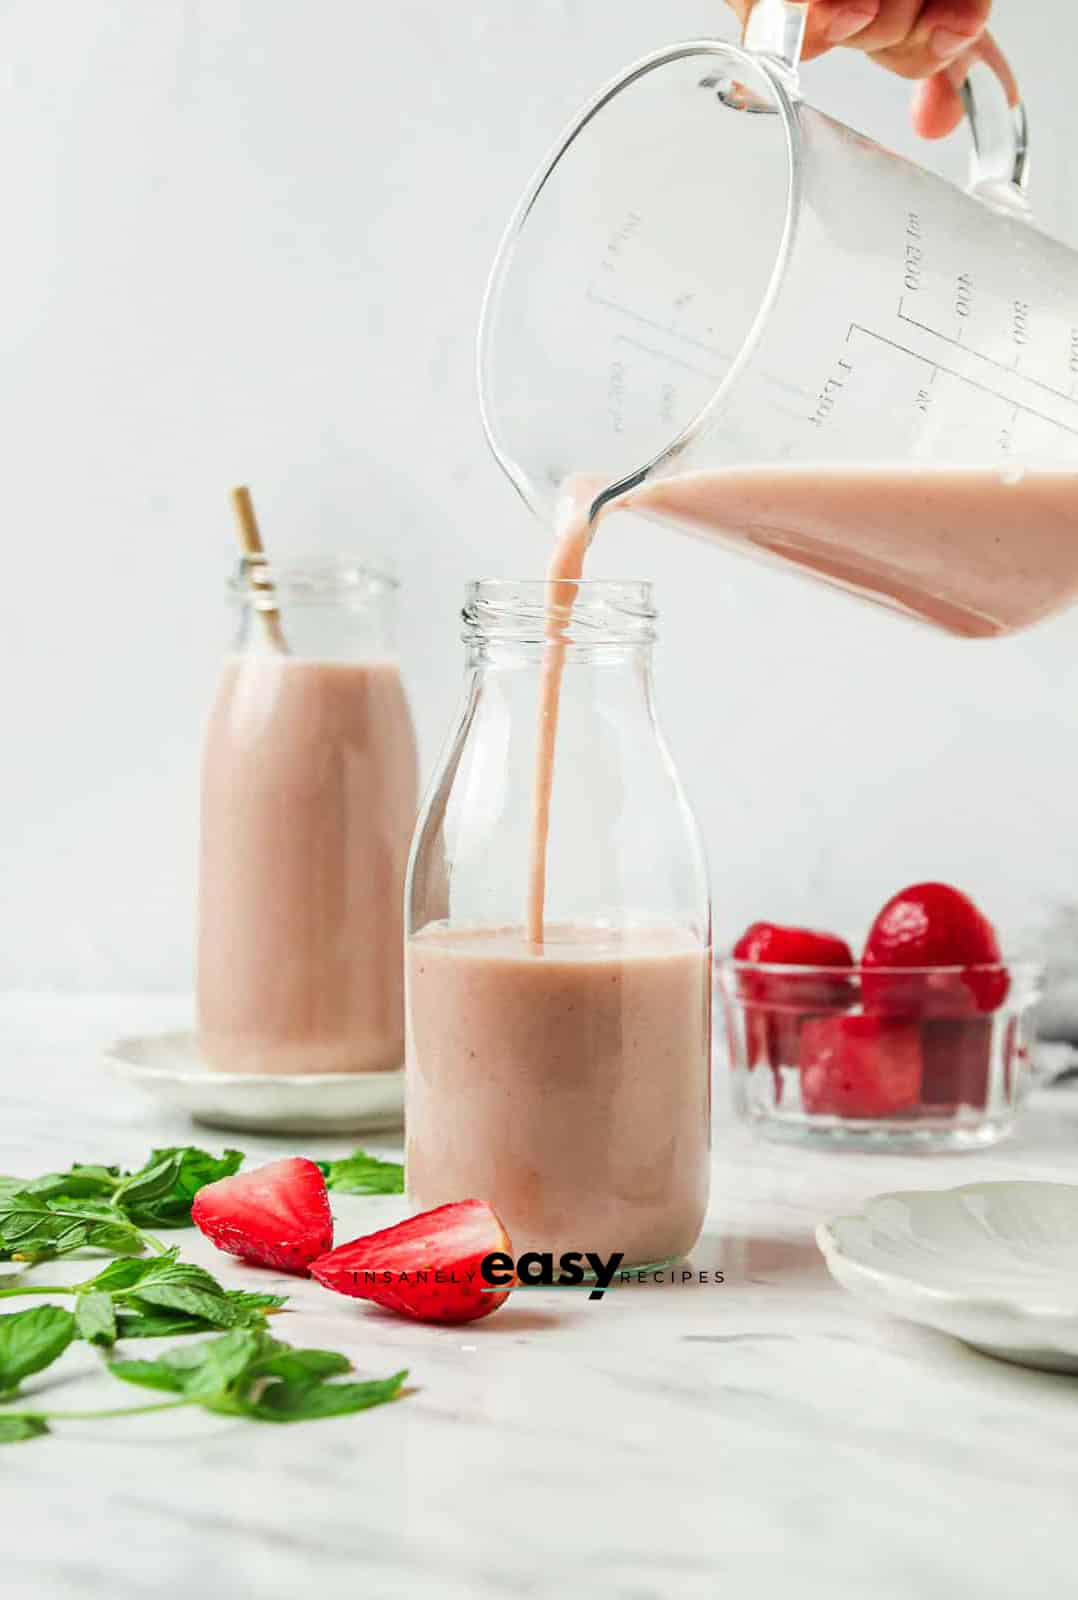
[74,1292,117,1348]
[109,1328,264,1402]
[173,1329,264,1400]
[113,1289,285,1341]
[113,1152,186,1210]
[116,1147,243,1228]
[52,1197,119,1218]
[22,1166,120,1203]
[124,1263,235,1329]
[239,1370,408,1423]
[81,1218,146,1255]
[318,1148,404,1195]
[110,1329,406,1427]
[0,1305,76,1396]
[248,1347,352,1387]
[227,1290,288,1315]
[0,1192,69,1248]
[105,1356,189,1394]
[224,1290,287,1327]
[114,1310,220,1339]
[0,1413,49,1443]
[107,1355,188,1392]
[0,1193,144,1263]
[81,1248,180,1295]
[11,1218,143,1264]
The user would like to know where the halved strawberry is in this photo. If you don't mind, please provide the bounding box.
[191,1156,333,1274]
[862,882,1009,1015]
[800,1013,922,1118]
[310,1200,514,1325]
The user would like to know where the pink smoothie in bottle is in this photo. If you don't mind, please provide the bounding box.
[199,651,418,1075]
[406,925,710,1261]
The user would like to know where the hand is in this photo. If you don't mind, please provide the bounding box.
[727,1,997,138]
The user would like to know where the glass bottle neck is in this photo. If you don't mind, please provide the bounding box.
[467,637,654,672]
[231,557,399,660]
[462,578,657,672]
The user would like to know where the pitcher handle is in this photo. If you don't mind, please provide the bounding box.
[742,0,807,79]
[741,3,1030,213]
[960,34,1030,214]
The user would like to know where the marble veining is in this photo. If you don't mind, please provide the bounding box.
[3,994,1078,1599]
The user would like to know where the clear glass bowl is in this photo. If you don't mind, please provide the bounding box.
[717,957,1043,1152]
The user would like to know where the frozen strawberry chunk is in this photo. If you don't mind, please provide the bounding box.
[862,882,1009,1015]
[732,922,856,1086]
[191,1156,333,1274]
[800,1013,922,1118]
[920,1018,993,1110]
[311,1199,514,1325]
[733,921,855,980]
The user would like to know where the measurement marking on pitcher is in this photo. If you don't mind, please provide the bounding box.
[611,331,808,422]
[897,303,1076,407]
[847,324,1078,438]
[613,332,726,382]
[809,358,853,428]
[585,287,726,359]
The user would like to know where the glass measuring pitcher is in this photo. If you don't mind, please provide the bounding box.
[478,0,1078,638]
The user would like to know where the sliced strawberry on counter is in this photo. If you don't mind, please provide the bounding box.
[191,1156,333,1274]
[800,1013,922,1118]
[311,1200,514,1325]
[861,881,1009,1016]
[732,922,857,1085]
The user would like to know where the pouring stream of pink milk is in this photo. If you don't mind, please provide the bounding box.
[525,484,596,945]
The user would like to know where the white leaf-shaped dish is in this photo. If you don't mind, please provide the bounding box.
[102,1031,404,1136]
[818,1181,1078,1373]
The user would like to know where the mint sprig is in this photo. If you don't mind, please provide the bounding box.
[0,1145,243,1264]
[0,1326,407,1441]
[0,1193,146,1264]
[0,1249,288,1345]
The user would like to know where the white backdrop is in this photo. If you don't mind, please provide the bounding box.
[1,0,1076,991]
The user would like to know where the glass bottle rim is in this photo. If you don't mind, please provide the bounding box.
[463,577,656,644]
[229,555,398,608]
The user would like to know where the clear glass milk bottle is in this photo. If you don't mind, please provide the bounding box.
[198,557,418,1076]
[406,579,711,1265]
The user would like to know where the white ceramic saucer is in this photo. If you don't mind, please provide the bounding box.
[102,1031,404,1136]
[818,1181,1078,1374]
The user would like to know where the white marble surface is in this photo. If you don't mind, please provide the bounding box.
[3,992,1078,1600]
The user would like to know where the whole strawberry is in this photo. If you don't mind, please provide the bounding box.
[733,922,855,979]
[862,882,1009,1016]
